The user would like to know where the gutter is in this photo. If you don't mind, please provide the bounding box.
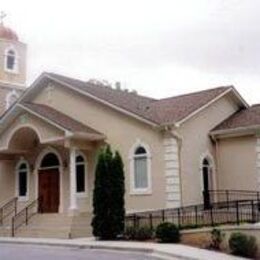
[210,124,260,139]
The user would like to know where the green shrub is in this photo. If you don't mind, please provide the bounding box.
[229,232,258,258]
[124,226,136,240]
[124,226,153,241]
[135,226,153,241]
[156,222,181,243]
[209,228,225,250]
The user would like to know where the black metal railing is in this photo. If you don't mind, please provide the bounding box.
[0,197,17,225]
[204,190,260,209]
[125,199,260,230]
[12,197,42,237]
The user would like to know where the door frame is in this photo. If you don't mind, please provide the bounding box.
[199,152,217,204]
[35,147,63,213]
[38,168,60,213]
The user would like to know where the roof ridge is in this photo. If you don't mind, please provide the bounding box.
[46,72,156,101]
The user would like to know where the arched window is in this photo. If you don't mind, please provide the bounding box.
[76,153,87,195]
[130,142,152,194]
[5,48,18,72]
[16,160,29,200]
[7,50,15,70]
[202,157,214,193]
[40,153,60,169]
[134,146,148,189]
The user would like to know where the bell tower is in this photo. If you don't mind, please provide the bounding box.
[0,12,27,86]
[0,12,27,114]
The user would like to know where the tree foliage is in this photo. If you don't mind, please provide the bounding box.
[91,146,125,240]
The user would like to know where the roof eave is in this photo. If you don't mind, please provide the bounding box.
[68,132,106,141]
[18,103,70,133]
[210,125,260,139]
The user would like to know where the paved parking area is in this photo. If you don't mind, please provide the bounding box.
[0,244,161,260]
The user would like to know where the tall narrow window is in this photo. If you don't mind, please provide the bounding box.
[133,146,151,192]
[17,161,29,200]
[6,50,16,71]
[76,154,86,194]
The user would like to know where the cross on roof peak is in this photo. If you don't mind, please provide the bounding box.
[0,11,7,25]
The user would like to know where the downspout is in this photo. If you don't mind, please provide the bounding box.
[215,138,220,190]
[164,125,184,207]
[211,134,220,195]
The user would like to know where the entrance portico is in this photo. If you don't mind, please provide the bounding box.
[0,103,105,216]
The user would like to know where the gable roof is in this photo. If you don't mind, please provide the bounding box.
[4,72,248,128]
[147,87,234,125]
[212,105,260,134]
[42,73,246,126]
[20,102,104,137]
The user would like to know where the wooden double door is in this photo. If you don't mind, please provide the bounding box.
[38,169,60,213]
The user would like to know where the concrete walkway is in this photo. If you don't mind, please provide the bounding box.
[0,237,244,260]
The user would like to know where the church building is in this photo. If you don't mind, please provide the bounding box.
[0,17,259,238]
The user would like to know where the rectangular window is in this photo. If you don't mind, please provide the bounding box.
[134,157,148,189]
[19,171,27,197]
[76,164,85,193]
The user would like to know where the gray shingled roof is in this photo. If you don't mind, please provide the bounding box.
[22,102,103,135]
[47,73,232,125]
[213,105,260,132]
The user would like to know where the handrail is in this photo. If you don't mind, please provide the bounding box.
[126,199,260,230]
[12,197,42,237]
[205,189,260,208]
[0,197,17,225]
[126,190,260,217]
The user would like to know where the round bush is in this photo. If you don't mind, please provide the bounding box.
[156,222,180,243]
[229,232,258,258]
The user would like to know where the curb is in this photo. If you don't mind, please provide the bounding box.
[0,238,241,260]
[0,238,191,260]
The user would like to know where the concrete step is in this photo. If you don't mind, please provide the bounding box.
[14,213,93,238]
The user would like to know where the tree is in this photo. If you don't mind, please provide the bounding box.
[111,151,125,235]
[91,146,125,240]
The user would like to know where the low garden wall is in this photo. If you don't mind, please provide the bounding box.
[181,224,260,255]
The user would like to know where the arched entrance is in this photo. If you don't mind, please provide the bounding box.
[202,157,214,209]
[38,152,60,213]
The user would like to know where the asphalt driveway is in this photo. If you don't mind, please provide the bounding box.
[0,243,160,260]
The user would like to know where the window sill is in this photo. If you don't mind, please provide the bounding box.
[18,196,29,202]
[5,68,19,74]
[129,189,152,196]
[76,192,88,199]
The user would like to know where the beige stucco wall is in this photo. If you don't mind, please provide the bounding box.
[33,83,167,212]
[0,161,15,205]
[217,135,257,191]
[177,93,240,206]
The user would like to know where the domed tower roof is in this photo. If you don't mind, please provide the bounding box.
[0,23,19,41]
[0,12,18,41]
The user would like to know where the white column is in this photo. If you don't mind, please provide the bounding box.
[69,147,78,215]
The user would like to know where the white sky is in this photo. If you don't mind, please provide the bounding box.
[2,0,260,104]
